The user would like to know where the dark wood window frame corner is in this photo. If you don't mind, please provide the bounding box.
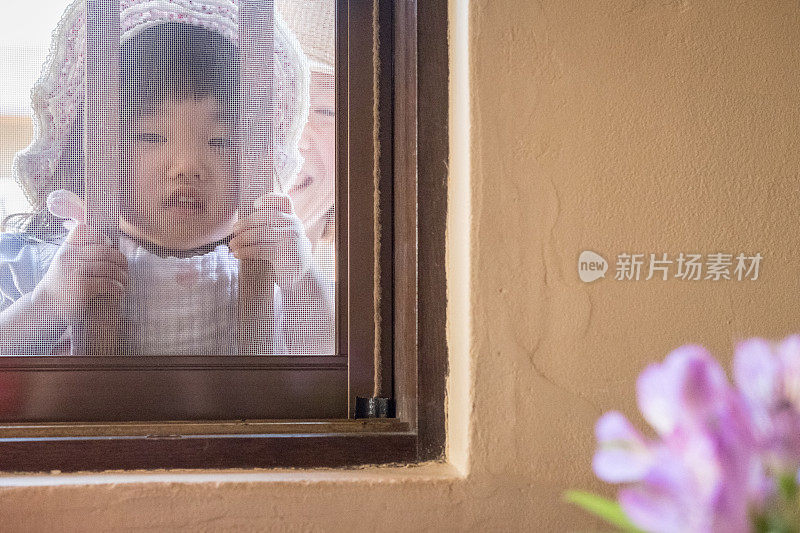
[0,0,447,472]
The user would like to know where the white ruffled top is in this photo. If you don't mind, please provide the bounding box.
[119,235,242,355]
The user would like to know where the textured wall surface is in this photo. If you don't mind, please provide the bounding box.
[2,1,800,530]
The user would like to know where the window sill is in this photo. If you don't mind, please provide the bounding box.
[0,419,419,472]
[0,458,463,487]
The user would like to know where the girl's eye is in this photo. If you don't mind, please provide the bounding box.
[293,175,313,192]
[209,137,233,149]
[314,108,335,118]
[135,132,167,144]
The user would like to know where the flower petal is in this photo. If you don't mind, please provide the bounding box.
[734,338,781,409]
[618,453,699,533]
[679,350,730,417]
[637,362,680,436]
[778,335,800,411]
[593,411,652,483]
[637,345,726,436]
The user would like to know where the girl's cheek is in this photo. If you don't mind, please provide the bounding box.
[215,183,239,216]
[124,150,151,175]
[223,163,239,197]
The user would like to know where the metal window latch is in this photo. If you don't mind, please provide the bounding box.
[355,397,395,419]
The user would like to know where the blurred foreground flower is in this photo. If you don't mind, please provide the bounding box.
[567,337,800,533]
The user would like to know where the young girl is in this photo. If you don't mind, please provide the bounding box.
[0,0,333,356]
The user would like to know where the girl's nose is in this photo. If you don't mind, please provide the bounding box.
[171,146,206,181]
[298,130,312,152]
[176,170,201,182]
[174,164,201,181]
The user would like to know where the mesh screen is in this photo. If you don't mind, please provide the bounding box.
[0,0,335,356]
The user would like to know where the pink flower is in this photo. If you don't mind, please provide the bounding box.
[734,336,800,471]
[594,345,765,532]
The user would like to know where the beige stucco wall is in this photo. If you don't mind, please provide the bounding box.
[0,116,34,219]
[2,0,799,530]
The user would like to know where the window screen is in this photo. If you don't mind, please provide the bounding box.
[0,0,336,357]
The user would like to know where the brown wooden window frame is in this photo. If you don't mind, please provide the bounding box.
[0,0,447,471]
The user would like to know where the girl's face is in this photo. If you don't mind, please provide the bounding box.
[121,96,238,250]
[289,71,335,239]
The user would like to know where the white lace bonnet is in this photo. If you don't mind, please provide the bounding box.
[13,0,310,206]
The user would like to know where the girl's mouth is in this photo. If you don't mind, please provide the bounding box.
[163,188,205,214]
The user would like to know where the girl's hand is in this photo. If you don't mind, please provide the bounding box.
[33,190,129,321]
[32,224,129,321]
[229,193,313,293]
